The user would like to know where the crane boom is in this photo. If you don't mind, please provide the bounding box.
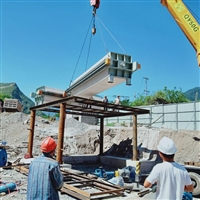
[161,0,200,67]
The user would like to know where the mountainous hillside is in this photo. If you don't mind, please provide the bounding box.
[0,82,199,114]
[0,82,34,114]
[184,87,200,101]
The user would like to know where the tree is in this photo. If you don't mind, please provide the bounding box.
[163,87,189,103]
[121,99,131,106]
[130,95,146,106]
[130,87,189,106]
[0,94,11,100]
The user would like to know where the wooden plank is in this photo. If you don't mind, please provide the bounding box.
[63,174,91,183]
[65,180,93,185]
[91,188,124,196]
[62,183,91,198]
[93,181,123,190]
[61,187,90,200]
[15,165,29,175]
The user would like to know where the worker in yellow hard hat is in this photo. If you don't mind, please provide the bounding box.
[27,137,63,200]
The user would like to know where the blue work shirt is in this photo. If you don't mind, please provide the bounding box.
[27,154,63,200]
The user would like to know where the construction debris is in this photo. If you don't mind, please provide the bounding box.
[0,112,200,199]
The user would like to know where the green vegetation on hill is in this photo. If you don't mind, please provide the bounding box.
[120,87,199,107]
[0,82,34,114]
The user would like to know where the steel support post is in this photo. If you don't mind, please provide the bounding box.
[57,103,66,163]
[99,118,104,155]
[132,115,138,161]
[28,110,36,157]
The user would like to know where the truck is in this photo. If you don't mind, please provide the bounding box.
[183,162,200,197]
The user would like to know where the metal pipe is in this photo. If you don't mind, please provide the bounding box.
[28,110,36,157]
[57,103,66,163]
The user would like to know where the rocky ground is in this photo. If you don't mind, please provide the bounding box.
[0,112,200,199]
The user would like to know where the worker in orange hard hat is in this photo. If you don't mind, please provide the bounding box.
[27,137,63,200]
[40,136,57,153]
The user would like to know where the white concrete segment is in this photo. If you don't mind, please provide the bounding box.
[30,86,66,105]
[66,52,140,97]
[31,52,140,105]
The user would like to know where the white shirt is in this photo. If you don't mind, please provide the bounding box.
[146,161,192,200]
[114,97,120,105]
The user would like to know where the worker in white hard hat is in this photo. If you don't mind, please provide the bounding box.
[144,136,194,200]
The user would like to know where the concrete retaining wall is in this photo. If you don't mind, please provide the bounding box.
[63,155,156,175]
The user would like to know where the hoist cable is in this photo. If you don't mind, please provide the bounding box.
[69,16,93,87]
[96,15,127,54]
[96,15,109,54]
[85,30,93,71]
[84,14,96,71]
[93,13,96,29]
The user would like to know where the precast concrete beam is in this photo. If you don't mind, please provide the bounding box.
[31,86,66,105]
[66,52,141,98]
[31,52,140,104]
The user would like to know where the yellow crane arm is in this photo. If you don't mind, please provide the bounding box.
[161,0,200,67]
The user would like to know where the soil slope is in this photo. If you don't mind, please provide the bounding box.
[0,112,199,163]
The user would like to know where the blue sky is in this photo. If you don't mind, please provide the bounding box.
[1,0,199,102]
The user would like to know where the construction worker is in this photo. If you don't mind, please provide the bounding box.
[102,95,108,110]
[113,95,120,111]
[144,136,194,200]
[114,95,121,105]
[27,137,63,200]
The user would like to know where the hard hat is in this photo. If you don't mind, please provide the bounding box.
[40,137,57,153]
[157,136,177,155]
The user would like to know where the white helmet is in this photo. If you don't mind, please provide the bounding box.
[157,136,177,155]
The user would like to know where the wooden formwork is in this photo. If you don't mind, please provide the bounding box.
[14,166,124,200]
[61,170,124,200]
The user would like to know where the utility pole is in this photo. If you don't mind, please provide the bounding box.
[143,77,149,96]
[195,92,198,102]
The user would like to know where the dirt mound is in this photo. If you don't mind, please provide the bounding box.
[0,112,199,164]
